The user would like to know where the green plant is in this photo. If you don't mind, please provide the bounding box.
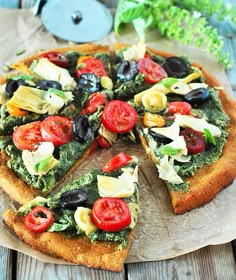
[114,0,236,68]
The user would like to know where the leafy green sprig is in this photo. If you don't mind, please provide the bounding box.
[114,0,236,68]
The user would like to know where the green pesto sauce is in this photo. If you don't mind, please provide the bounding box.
[169,89,229,192]
[1,138,91,193]
[114,73,148,100]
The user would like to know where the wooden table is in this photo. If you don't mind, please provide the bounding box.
[0,1,236,279]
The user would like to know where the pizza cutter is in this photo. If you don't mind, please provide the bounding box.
[33,0,113,43]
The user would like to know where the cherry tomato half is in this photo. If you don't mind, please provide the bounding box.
[92,197,131,232]
[168,102,192,115]
[76,57,108,78]
[97,135,111,149]
[180,128,205,154]
[101,152,132,172]
[24,206,54,233]
[80,92,106,115]
[39,51,69,68]
[13,121,44,151]
[138,58,167,84]
[40,116,75,146]
[101,100,138,133]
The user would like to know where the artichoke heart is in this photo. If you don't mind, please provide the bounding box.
[7,86,73,115]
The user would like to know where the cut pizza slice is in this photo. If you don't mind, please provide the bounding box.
[3,153,140,272]
[131,45,236,214]
[0,44,113,136]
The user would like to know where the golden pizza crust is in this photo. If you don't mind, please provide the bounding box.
[12,43,110,75]
[3,209,132,272]
[115,43,236,214]
[0,147,92,205]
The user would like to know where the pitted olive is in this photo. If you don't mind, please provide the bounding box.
[78,73,101,93]
[162,57,189,78]
[117,59,138,81]
[60,189,88,210]
[36,79,62,90]
[150,130,172,144]
[73,114,94,143]
[184,87,210,106]
[5,79,26,97]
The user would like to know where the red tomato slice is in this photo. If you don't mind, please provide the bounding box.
[80,92,106,115]
[13,121,44,151]
[24,206,54,233]
[92,197,131,232]
[41,116,75,146]
[76,57,108,78]
[89,140,99,155]
[101,152,132,172]
[168,102,192,115]
[180,128,205,154]
[101,100,138,133]
[39,51,69,68]
[97,135,111,149]
[138,58,167,84]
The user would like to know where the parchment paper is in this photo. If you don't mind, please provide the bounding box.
[0,8,235,265]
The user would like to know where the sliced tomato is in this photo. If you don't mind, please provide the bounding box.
[41,116,75,146]
[101,152,132,172]
[80,92,106,115]
[24,206,54,233]
[13,121,44,151]
[39,51,69,68]
[89,140,99,155]
[138,58,167,84]
[180,128,205,154]
[92,197,131,232]
[101,100,138,133]
[76,57,108,78]
[168,102,192,115]
[97,135,110,149]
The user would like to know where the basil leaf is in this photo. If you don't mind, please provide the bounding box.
[48,222,70,232]
[160,145,181,156]
[35,156,53,173]
[204,128,216,146]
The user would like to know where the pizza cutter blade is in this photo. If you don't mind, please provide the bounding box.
[38,0,113,43]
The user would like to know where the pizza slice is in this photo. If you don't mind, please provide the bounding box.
[0,44,113,136]
[3,153,140,272]
[113,43,236,214]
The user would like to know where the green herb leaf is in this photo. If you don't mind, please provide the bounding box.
[48,88,67,100]
[114,0,236,68]
[204,128,216,146]
[35,156,53,173]
[15,49,25,56]
[160,145,181,156]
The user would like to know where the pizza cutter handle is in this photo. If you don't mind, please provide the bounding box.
[33,0,47,16]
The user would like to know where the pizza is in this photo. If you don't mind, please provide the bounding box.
[0,42,236,270]
[3,153,140,271]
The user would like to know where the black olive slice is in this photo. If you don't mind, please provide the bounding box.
[5,79,26,97]
[162,57,189,78]
[78,73,101,93]
[150,130,172,144]
[73,114,94,143]
[36,79,62,90]
[117,59,138,81]
[60,189,88,210]
[184,87,210,106]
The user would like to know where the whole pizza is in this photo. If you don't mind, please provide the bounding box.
[0,42,235,271]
